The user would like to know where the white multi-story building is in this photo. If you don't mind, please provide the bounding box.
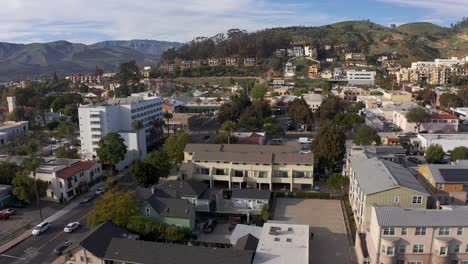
[0,121,29,147]
[78,92,163,170]
[347,70,376,86]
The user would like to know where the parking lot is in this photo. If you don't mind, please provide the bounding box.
[0,201,65,244]
[272,198,355,264]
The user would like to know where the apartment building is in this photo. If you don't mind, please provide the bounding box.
[0,121,29,146]
[244,58,256,66]
[225,57,240,66]
[208,58,222,66]
[382,90,412,103]
[348,153,430,233]
[418,161,468,206]
[334,86,369,102]
[78,92,163,170]
[347,70,376,86]
[346,53,366,61]
[357,206,468,264]
[393,111,459,133]
[180,144,314,191]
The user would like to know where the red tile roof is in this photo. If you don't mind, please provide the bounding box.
[238,133,262,145]
[56,161,97,180]
[431,113,458,120]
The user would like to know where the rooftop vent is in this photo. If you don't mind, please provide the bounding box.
[269,226,281,235]
[274,237,280,242]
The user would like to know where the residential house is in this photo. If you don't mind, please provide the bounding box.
[253,221,310,264]
[191,60,203,67]
[418,161,468,205]
[208,58,222,66]
[140,195,196,229]
[347,70,376,86]
[159,64,175,72]
[244,58,256,66]
[287,47,304,57]
[226,57,240,66]
[302,94,325,112]
[357,205,468,264]
[382,90,412,103]
[345,53,366,62]
[274,49,286,57]
[393,110,459,133]
[334,86,369,102]
[180,144,314,191]
[165,113,200,134]
[151,180,223,212]
[308,65,320,78]
[233,132,266,145]
[348,153,430,232]
[231,189,271,210]
[180,60,192,69]
[284,62,296,78]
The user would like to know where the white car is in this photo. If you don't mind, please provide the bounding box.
[300,149,312,154]
[32,222,50,236]
[64,222,80,233]
[94,187,105,195]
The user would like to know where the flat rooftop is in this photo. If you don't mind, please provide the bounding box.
[418,133,468,141]
[0,121,28,130]
[253,221,310,264]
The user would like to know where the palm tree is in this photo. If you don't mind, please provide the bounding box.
[132,120,144,159]
[23,156,43,221]
[163,111,173,137]
[221,121,237,144]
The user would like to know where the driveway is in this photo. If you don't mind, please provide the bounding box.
[272,198,355,264]
[196,223,231,244]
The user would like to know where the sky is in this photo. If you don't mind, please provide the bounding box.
[0,0,467,44]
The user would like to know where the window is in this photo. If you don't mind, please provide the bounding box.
[412,196,423,204]
[439,227,450,236]
[439,246,447,255]
[458,227,463,235]
[398,244,406,253]
[145,208,150,217]
[437,183,445,190]
[386,246,395,256]
[383,227,395,235]
[415,227,426,236]
[455,244,460,253]
[466,244,468,253]
[408,262,422,264]
[401,227,407,235]
[413,244,424,253]
[394,197,400,204]
[86,257,93,263]
[80,256,85,262]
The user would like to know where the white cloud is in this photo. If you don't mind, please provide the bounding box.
[378,0,468,17]
[0,0,342,43]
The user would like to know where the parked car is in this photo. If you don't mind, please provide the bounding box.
[80,195,95,204]
[299,149,312,154]
[94,187,105,196]
[32,222,50,235]
[53,241,72,255]
[1,208,15,215]
[64,222,80,233]
[313,185,320,192]
[408,157,422,164]
[203,219,217,233]
[11,201,26,208]
[0,212,10,220]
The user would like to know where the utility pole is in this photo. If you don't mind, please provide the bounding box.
[33,171,43,222]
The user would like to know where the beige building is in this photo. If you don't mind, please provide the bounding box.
[225,57,240,66]
[382,90,412,103]
[348,153,430,233]
[180,144,314,191]
[165,113,199,134]
[357,205,468,264]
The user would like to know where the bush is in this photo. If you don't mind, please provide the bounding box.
[127,215,189,241]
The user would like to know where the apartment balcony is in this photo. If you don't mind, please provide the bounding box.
[212,174,229,181]
[271,177,291,184]
[293,177,314,184]
[191,173,211,181]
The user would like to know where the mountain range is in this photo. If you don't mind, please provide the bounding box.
[0,40,183,81]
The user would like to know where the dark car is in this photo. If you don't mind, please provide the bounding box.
[53,241,72,255]
[0,212,10,220]
[408,157,422,164]
[203,219,217,233]
[11,201,26,208]
[80,195,95,204]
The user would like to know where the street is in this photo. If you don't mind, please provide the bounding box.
[0,172,135,264]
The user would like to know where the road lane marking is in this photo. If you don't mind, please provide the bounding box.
[1,254,26,260]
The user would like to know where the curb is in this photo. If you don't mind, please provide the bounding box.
[0,229,32,255]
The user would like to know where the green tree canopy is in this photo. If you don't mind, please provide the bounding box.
[96,132,127,165]
[251,83,268,103]
[406,107,431,132]
[221,120,237,144]
[317,96,345,120]
[164,130,191,167]
[0,162,22,185]
[451,146,468,161]
[335,113,364,128]
[439,93,462,110]
[326,173,349,196]
[145,151,172,178]
[425,144,445,164]
[353,125,381,146]
[88,191,135,227]
[11,170,47,203]
[314,124,346,169]
[132,159,160,188]
[287,98,313,128]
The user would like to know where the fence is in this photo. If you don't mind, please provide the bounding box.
[272,191,340,200]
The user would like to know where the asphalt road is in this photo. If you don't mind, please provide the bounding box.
[0,172,135,264]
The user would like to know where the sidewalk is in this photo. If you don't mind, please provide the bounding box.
[0,228,32,254]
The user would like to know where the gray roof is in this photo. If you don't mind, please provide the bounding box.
[187,144,313,164]
[235,234,259,251]
[374,206,468,227]
[426,163,468,183]
[80,221,133,258]
[350,154,429,195]
[145,196,195,219]
[232,189,271,200]
[154,180,208,198]
[104,238,254,264]
[361,146,405,158]
[0,184,12,197]
[106,96,144,105]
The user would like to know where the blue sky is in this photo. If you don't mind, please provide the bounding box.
[0,0,466,44]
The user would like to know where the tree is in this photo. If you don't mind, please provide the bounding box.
[104,177,118,191]
[0,162,22,185]
[221,121,237,144]
[132,160,160,187]
[251,83,268,103]
[22,156,46,219]
[439,93,462,110]
[263,118,285,136]
[335,113,364,128]
[416,88,436,106]
[317,96,344,120]
[163,111,173,136]
[145,151,172,178]
[326,173,349,196]
[127,215,166,241]
[425,144,444,164]
[88,191,135,227]
[457,87,468,106]
[11,170,47,204]
[55,147,80,159]
[96,132,127,168]
[132,120,144,160]
[287,99,313,129]
[451,146,468,161]
[314,124,346,170]
[164,225,189,241]
[164,131,191,167]
[213,132,239,144]
[406,107,431,133]
[353,125,381,146]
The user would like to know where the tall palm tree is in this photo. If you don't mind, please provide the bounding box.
[221,121,237,144]
[132,120,144,159]
[163,111,173,137]
[23,155,43,221]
